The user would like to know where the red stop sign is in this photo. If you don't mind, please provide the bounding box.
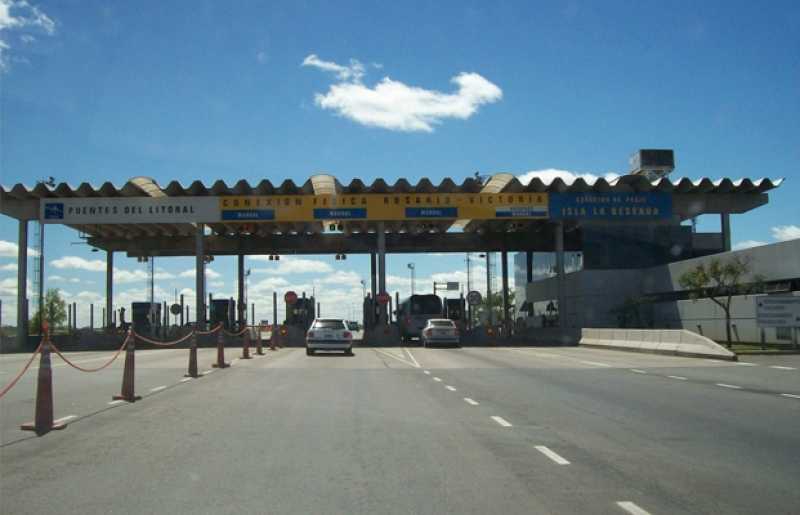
[284,291,298,305]
[376,292,391,305]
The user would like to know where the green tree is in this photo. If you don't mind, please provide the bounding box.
[474,290,515,326]
[678,256,760,347]
[30,288,67,333]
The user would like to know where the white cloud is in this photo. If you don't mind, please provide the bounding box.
[303,53,502,132]
[209,280,225,288]
[771,225,800,242]
[733,240,767,251]
[0,262,17,271]
[51,256,106,272]
[0,239,38,257]
[302,53,365,81]
[517,168,620,185]
[0,0,55,71]
[179,267,221,280]
[251,256,332,275]
[319,270,362,285]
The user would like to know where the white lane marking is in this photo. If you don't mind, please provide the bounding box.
[403,347,421,368]
[667,375,687,380]
[770,365,797,370]
[716,383,742,390]
[736,362,757,366]
[491,416,512,427]
[232,358,239,365]
[616,501,652,515]
[705,359,725,363]
[149,385,167,393]
[374,348,418,368]
[53,415,77,424]
[580,360,611,367]
[464,397,479,405]
[534,445,570,465]
[433,377,442,382]
[423,370,431,375]
[780,393,800,399]
[630,369,647,374]
[445,385,457,391]
[107,400,126,406]
[203,369,215,375]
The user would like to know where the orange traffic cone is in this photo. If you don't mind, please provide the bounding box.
[212,328,229,368]
[185,332,200,378]
[113,330,141,402]
[21,338,68,436]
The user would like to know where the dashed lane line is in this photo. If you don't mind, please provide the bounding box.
[53,415,77,425]
[203,369,215,375]
[616,501,652,515]
[780,393,800,399]
[667,375,687,380]
[180,377,193,383]
[445,385,457,392]
[630,369,647,374]
[107,400,126,406]
[433,377,442,382]
[149,385,167,393]
[491,416,512,427]
[534,445,570,465]
[423,370,431,375]
[403,347,421,368]
[736,362,758,366]
[770,365,797,371]
[464,398,479,406]
[716,383,742,390]
[580,360,612,367]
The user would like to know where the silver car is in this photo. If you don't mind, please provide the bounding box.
[421,319,460,347]
[306,319,353,355]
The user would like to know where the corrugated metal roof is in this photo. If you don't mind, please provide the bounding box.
[0,175,784,199]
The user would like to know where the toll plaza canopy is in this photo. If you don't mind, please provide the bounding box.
[0,174,783,257]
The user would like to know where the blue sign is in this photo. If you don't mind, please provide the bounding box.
[44,203,64,220]
[313,208,367,219]
[221,209,274,221]
[405,207,458,218]
[549,193,672,220]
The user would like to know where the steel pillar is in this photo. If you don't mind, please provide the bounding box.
[377,223,387,325]
[486,252,492,326]
[17,220,28,345]
[195,224,206,329]
[721,213,731,252]
[555,222,566,328]
[105,251,113,329]
[237,254,245,328]
[526,251,533,283]
[501,250,509,331]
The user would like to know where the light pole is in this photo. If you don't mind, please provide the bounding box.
[360,279,366,299]
[245,268,251,324]
[407,263,415,295]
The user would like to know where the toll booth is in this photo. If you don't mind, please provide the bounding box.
[443,298,466,323]
[210,298,235,330]
[131,302,161,335]
[286,296,316,332]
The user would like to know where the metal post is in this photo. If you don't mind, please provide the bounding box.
[555,222,566,328]
[273,291,278,325]
[377,222,387,325]
[721,213,731,252]
[180,294,185,326]
[90,304,94,330]
[17,220,28,344]
[526,251,533,283]
[317,302,320,317]
[486,252,492,326]
[195,224,206,329]
[370,253,377,299]
[37,221,44,335]
[251,303,255,325]
[73,302,77,329]
[67,304,72,331]
[106,251,113,329]
[502,250,510,332]
[237,254,245,328]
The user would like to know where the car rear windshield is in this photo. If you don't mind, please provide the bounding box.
[410,295,442,314]
[313,320,346,329]
[430,321,455,327]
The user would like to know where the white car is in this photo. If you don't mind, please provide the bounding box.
[421,319,460,347]
[306,319,353,356]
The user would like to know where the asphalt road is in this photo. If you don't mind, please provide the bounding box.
[1,344,798,514]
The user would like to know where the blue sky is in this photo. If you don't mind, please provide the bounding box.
[0,0,798,324]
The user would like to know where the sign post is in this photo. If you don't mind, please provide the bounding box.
[756,295,800,350]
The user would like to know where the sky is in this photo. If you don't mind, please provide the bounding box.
[0,0,798,326]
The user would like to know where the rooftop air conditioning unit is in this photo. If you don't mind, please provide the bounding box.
[629,149,675,181]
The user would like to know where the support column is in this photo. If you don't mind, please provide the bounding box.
[370,253,377,299]
[105,251,113,329]
[272,291,278,325]
[721,213,731,252]
[526,251,533,283]
[195,224,206,330]
[180,294,185,326]
[555,222,567,328]
[17,220,28,345]
[377,223,387,325]
[501,250,510,331]
[237,254,245,328]
[486,252,492,326]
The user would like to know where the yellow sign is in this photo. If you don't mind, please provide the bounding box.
[219,193,548,222]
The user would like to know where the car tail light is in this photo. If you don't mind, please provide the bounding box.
[343,331,352,339]
[423,329,432,337]
[307,331,315,338]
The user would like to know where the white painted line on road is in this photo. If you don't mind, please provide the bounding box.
[704,359,725,364]
[374,348,418,369]
[735,362,757,366]
[667,375,687,380]
[180,377,192,383]
[580,360,611,367]
[108,400,126,406]
[149,385,167,393]
[232,358,239,365]
[630,369,647,374]
[780,393,800,399]
[491,416,512,427]
[433,377,442,382]
[403,347,421,368]
[53,415,77,424]
[203,369,215,375]
[423,370,430,375]
[716,383,742,390]
[616,501,652,515]
[464,397,479,405]
[534,445,570,465]
[770,365,797,370]
[445,385,457,392]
